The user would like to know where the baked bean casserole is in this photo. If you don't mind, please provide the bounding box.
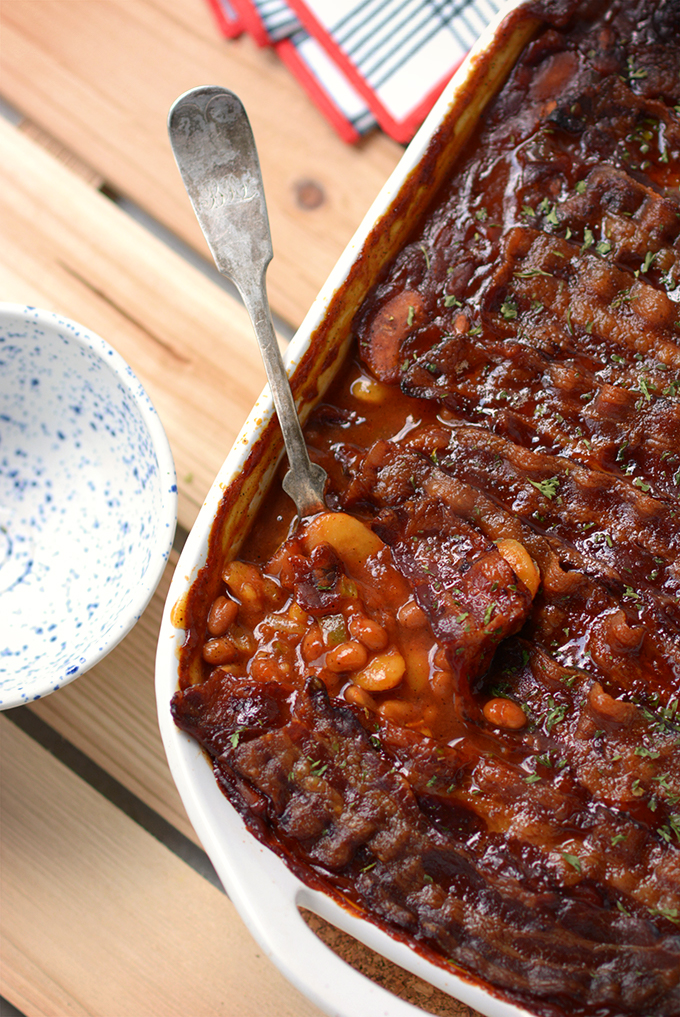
[172,1,680,1013]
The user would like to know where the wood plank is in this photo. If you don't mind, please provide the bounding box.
[0,117,266,531]
[28,555,199,844]
[0,0,402,328]
[0,716,325,1017]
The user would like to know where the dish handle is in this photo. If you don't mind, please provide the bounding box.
[243,879,431,1017]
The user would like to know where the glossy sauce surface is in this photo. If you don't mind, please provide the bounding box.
[173,2,680,1014]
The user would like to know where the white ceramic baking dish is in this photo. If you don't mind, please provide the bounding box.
[156,3,543,1014]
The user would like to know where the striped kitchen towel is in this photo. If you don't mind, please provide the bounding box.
[207,0,505,142]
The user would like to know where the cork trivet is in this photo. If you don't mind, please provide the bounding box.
[301,910,482,1017]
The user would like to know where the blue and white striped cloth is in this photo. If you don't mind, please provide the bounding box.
[209,0,505,141]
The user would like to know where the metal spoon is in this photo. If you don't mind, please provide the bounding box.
[167,86,327,518]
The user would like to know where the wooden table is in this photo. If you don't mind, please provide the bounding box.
[0,4,479,1015]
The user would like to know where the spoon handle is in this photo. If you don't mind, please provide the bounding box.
[167,85,327,518]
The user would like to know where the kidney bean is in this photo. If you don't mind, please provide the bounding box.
[202,637,239,665]
[207,595,238,636]
[326,640,369,673]
[397,599,427,629]
[482,697,527,730]
[348,615,389,651]
[344,684,377,711]
[301,623,325,663]
[222,560,265,612]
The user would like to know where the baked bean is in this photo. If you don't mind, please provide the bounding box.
[430,670,452,699]
[222,560,265,611]
[250,653,286,682]
[202,637,239,665]
[207,595,238,636]
[301,623,324,663]
[263,577,287,610]
[317,668,343,697]
[402,643,430,693]
[378,699,417,724]
[397,599,427,629]
[230,627,256,656]
[496,538,541,598]
[341,679,380,711]
[348,615,389,651]
[433,646,449,671]
[289,602,309,626]
[482,697,527,730]
[350,376,392,404]
[344,684,377,711]
[303,511,384,570]
[353,648,405,691]
[326,640,368,673]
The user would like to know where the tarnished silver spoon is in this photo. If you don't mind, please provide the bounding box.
[168,86,327,518]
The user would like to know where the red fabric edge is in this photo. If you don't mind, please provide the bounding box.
[229,0,271,46]
[276,37,362,145]
[205,0,243,38]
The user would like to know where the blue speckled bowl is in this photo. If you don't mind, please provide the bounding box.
[0,304,177,709]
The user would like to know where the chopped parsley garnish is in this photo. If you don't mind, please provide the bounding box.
[529,476,560,499]
[634,746,660,759]
[627,58,648,80]
[545,698,567,733]
[640,250,656,274]
[562,852,582,873]
[545,205,559,227]
[483,603,497,626]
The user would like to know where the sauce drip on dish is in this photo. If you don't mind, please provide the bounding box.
[173,2,680,1013]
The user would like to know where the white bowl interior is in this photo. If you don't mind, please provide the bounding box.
[0,304,176,707]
